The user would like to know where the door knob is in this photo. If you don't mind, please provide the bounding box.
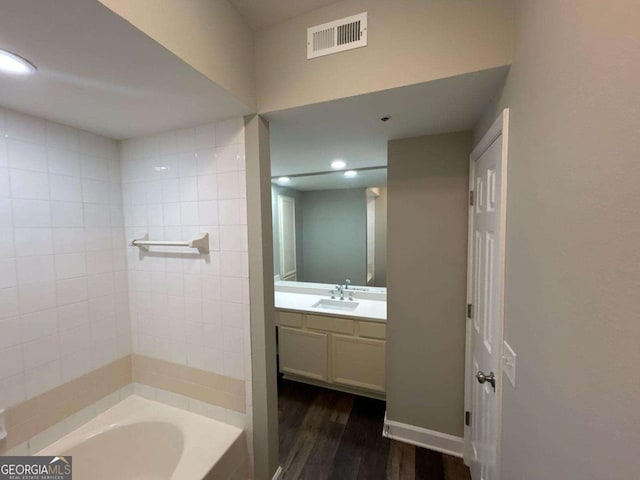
[476,370,496,391]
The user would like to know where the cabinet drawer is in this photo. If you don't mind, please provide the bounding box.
[330,335,386,393]
[277,311,303,328]
[279,327,328,381]
[358,321,386,339]
[307,314,354,335]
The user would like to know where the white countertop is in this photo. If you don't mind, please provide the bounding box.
[275,279,387,296]
[275,290,387,322]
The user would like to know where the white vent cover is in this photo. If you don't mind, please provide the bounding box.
[307,12,367,59]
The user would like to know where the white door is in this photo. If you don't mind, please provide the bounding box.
[366,188,378,284]
[277,195,297,280]
[468,110,509,480]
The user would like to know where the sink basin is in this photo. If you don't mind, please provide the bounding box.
[312,299,360,312]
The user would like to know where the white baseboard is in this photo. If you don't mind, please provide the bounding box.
[383,413,464,458]
[272,466,283,480]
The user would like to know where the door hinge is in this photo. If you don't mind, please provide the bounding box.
[465,411,471,426]
[467,303,473,319]
[469,190,474,206]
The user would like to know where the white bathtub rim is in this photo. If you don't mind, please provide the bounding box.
[45,419,185,454]
[37,395,245,480]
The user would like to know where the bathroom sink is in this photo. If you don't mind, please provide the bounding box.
[312,299,359,312]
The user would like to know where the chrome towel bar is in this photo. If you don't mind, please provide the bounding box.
[130,233,210,254]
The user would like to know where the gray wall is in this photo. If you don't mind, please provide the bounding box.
[100,0,256,109]
[271,185,304,279]
[301,189,367,285]
[475,1,640,478]
[386,131,471,437]
[374,188,387,287]
[255,0,516,112]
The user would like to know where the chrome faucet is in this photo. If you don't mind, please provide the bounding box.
[329,280,353,301]
[342,280,353,300]
[329,285,343,299]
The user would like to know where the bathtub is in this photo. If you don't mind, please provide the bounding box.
[37,395,250,480]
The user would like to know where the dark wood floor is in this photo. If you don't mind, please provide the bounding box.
[278,378,471,480]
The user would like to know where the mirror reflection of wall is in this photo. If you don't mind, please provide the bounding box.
[271,169,387,287]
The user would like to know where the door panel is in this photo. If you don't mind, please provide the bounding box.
[469,113,507,480]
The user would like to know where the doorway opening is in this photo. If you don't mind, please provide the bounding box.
[249,67,511,480]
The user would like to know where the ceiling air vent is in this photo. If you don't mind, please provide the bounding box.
[307,12,367,59]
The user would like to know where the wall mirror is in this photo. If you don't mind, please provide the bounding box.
[271,167,387,287]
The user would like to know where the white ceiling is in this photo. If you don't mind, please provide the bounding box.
[0,0,252,140]
[229,0,341,30]
[267,66,509,177]
[273,167,387,191]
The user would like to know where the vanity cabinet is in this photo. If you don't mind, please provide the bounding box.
[279,327,328,381]
[331,334,386,392]
[276,310,386,397]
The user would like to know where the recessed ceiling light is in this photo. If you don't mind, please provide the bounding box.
[0,49,37,75]
[278,176,291,184]
[154,166,168,172]
[344,170,358,178]
[331,159,346,170]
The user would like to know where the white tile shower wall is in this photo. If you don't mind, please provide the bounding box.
[0,107,130,409]
[121,118,252,410]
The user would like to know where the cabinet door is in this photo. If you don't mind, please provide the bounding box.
[279,327,328,381]
[358,321,386,339]
[307,314,354,334]
[276,311,303,328]
[330,334,386,392]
